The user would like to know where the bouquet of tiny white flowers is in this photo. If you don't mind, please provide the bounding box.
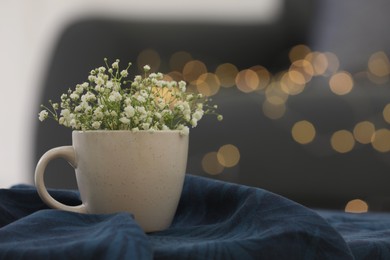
[39,58,222,135]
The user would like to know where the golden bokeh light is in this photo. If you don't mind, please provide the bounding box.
[202,152,224,175]
[323,52,340,76]
[280,72,305,95]
[329,71,354,95]
[262,100,286,120]
[291,59,314,82]
[345,199,369,213]
[169,51,193,72]
[368,51,390,77]
[217,144,240,168]
[371,128,390,153]
[331,130,355,153]
[183,60,208,84]
[265,82,289,105]
[289,44,311,63]
[137,49,161,72]
[353,121,375,144]
[235,69,260,93]
[195,73,220,97]
[288,70,306,85]
[383,104,390,124]
[250,65,271,90]
[166,71,184,82]
[215,63,238,88]
[291,120,316,144]
[304,52,329,76]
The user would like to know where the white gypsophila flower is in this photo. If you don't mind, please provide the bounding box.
[192,110,203,121]
[119,117,130,124]
[75,85,84,94]
[70,93,79,100]
[92,121,101,129]
[110,111,117,117]
[106,80,113,89]
[88,75,96,82]
[190,118,198,128]
[38,110,48,121]
[143,65,151,72]
[154,112,162,119]
[61,109,70,117]
[132,127,139,132]
[109,91,122,102]
[178,81,186,92]
[186,94,194,101]
[58,117,65,125]
[124,105,135,118]
[175,103,184,111]
[177,125,189,135]
[120,70,128,77]
[134,75,142,82]
[217,115,223,121]
[137,95,146,103]
[70,119,77,128]
[112,61,119,69]
[124,97,132,106]
[39,59,221,131]
[140,90,148,97]
[74,105,82,112]
[141,123,150,130]
[95,76,104,86]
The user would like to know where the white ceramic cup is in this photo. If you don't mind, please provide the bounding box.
[35,130,189,232]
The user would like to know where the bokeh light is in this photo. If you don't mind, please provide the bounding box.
[331,130,355,153]
[368,51,390,77]
[262,100,286,120]
[323,52,340,76]
[235,69,260,93]
[371,128,390,152]
[353,121,375,144]
[202,152,224,175]
[329,71,354,95]
[215,63,238,88]
[345,199,369,213]
[217,144,240,168]
[183,60,208,84]
[290,59,314,83]
[250,65,271,90]
[280,71,305,95]
[195,73,220,97]
[169,51,193,72]
[166,71,184,82]
[289,44,311,63]
[137,49,161,72]
[383,104,390,124]
[265,82,289,105]
[291,120,316,144]
[305,52,328,76]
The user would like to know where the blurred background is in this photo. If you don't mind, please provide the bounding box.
[1,0,390,213]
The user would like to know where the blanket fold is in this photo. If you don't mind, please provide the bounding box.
[1,174,389,259]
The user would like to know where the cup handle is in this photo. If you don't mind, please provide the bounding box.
[35,146,87,213]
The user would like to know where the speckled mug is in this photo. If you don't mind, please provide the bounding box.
[35,130,189,232]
